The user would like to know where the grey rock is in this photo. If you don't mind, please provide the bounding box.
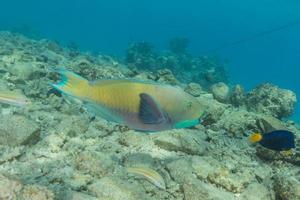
[210,82,230,102]
[246,83,296,118]
[123,153,156,168]
[211,109,258,137]
[184,82,203,97]
[7,62,36,80]
[196,94,228,125]
[155,69,180,85]
[207,168,254,193]
[256,115,286,133]
[0,145,25,164]
[75,151,114,177]
[191,156,217,179]
[0,115,40,146]
[229,84,246,107]
[166,158,194,184]
[273,170,300,200]
[63,170,93,191]
[183,178,235,200]
[62,191,98,200]
[152,129,207,155]
[0,173,23,200]
[240,182,275,200]
[19,185,54,200]
[88,177,143,200]
[56,115,89,137]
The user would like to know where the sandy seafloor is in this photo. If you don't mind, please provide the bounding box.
[0,31,299,200]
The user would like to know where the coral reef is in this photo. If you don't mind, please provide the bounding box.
[125,39,228,88]
[0,31,299,200]
[245,83,297,119]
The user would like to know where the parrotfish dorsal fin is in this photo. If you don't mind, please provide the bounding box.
[139,93,167,124]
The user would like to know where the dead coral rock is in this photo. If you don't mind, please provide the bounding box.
[166,158,194,184]
[19,185,54,200]
[273,170,300,200]
[207,166,254,193]
[196,94,228,125]
[229,84,246,107]
[123,153,156,168]
[240,182,275,200]
[88,177,143,200]
[152,129,207,155]
[246,83,296,119]
[210,105,288,137]
[191,156,218,179]
[0,174,23,200]
[75,151,114,177]
[211,109,258,137]
[7,62,36,81]
[56,115,90,137]
[63,170,93,191]
[256,115,287,133]
[183,178,235,200]
[210,82,230,103]
[62,191,98,200]
[155,69,180,85]
[118,130,149,148]
[0,115,40,146]
[184,82,203,97]
[0,145,25,164]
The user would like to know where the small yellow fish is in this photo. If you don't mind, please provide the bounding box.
[127,167,166,190]
[0,90,31,107]
[52,69,206,131]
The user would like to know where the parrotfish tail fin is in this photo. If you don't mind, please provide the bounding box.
[52,68,90,100]
[249,132,263,143]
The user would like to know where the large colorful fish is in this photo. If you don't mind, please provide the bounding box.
[52,69,205,131]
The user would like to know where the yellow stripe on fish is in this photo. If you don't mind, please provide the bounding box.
[127,167,166,190]
[52,69,206,131]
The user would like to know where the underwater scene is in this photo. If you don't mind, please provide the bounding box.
[0,0,300,199]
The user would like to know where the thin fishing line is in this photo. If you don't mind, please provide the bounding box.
[207,19,300,53]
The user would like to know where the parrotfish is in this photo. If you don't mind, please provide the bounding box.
[52,69,205,131]
[249,130,295,152]
[0,90,31,107]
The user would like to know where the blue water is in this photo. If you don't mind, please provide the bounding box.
[1,0,300,120]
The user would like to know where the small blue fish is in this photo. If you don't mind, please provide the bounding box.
[249,130,295,151]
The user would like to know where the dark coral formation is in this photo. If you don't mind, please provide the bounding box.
[229,83,297,119]
[125,42,157,70]
[125,39,228,88]
[245,83,297,119]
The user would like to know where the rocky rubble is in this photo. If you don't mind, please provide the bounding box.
[0,31,299,200]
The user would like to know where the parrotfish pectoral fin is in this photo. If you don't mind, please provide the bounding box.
[51,68,89,100]
[139,93,168,124]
